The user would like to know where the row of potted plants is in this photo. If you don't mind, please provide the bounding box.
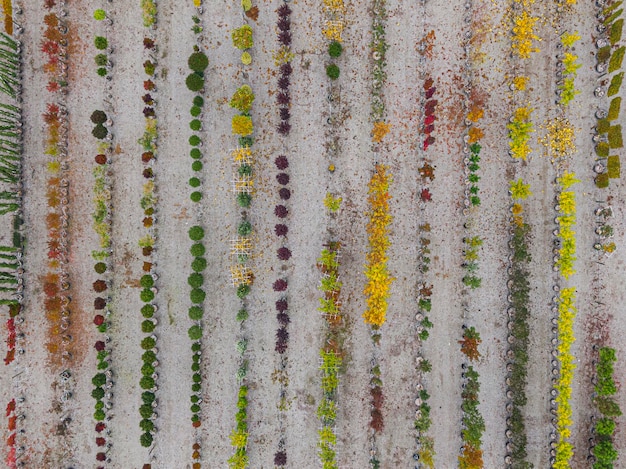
[591,346,622,467]
[556,32,581,106]
[5,398,16,467]
[228,4,256,468]
[186,7,207,467]
[137,7,160,456]
[316,242,343,469]
[321,0,345,81]
[594,2,624,187]
[370,0,388,144]
[275,4,292,136]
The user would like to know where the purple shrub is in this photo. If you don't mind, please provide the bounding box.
[277,247,292,261]
[277,312,290,325]
[277,92,290,106]
[278,76,290,90]
[278,31,292,46]
[275,155,289,170]
[277,121,291,135]
[274,224,288,236]
[276,173,290,185]
[275,299,288,312]
[280,62,293,77]
[275,340,288,354]
[276,327,289,342]
[277,4,292,18]
[274,451,287,466]
[279,188,291,200]
[277,18,290,31]
[274,205,288,218]
[273,279,288,291]
[279,108,291,121]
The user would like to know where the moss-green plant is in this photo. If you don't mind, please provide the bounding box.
[237,308,249,322]
[189,136,201,147]
[141,336,156,350]
[326,64,340,80]
[143,60,156,76]
[193,96,204,107]
[609,46,625,73]
[190,243,205,257]
[190,119,201,131]
[188,273,204,288]
[141,304,155,318]
[189,226,204,241]
[188,324,203,341]
[140,275,154,288]
[191,257,207,272]
[598,45,611,63]
[237,284,251,299]
[190,191,202,202]
[94,8,106,20]
[608,97,622,121]
[608,72,624,96]
[596,172,610,188]
[596,142,610,157]
[186,73,204,92]
[97,67,107,77]
[610,19,624,45]
[190,106,202,117]
[238,164,252,176]
[608,125,623,148]
[140,289,155,303]
[188,51,209,72]
[328,41,343,58]
[191,160,203,172]
[608,155,621,178]
[95,262,107,274]
[598,118,611,134]
[189,177,201,188]
[190,288,206,304]
[92,124,108,139]
[95,54,108,66]
[189,306,203,321]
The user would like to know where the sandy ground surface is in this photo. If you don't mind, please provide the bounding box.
[1,0,625,468]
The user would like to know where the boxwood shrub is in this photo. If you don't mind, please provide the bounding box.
[140,289,155,302]
[188,273,204,288]
[141,304,155,318]
[191,257,207,272]
[190,243,205,257]
[189,306,203,321]
[190,288,206,304]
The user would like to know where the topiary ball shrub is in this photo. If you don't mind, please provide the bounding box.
[141,304,155,318]
[140,432,153,448]
[190,191,202,202]
[190,106,202,117]
[186,73,205,92]
[190,119,202,131]
[141,336,156,351]
[190,288,206,304]
[190,243,205,257]
[275,155,289,170]
[142,320,156,333]
[277,247,292,260]
[97,68,108,77]
[276,173,289,185]
[188,52,209,72]
[192,160,203,172]
[92,124,108,139]
[189,306,203,321]
[191,257,207,272]
[140,289,155,303]
[274,205,288,218]
[94,36,108,50]
[274,224,288,236]
[189,226,205,241]
[95,106,110,123]
[193,96,204,107]
[328,41,343,58]
[189,177,201,188]
[189,136,201,147]
[95,154,107,165]
[188,325,203,341]
[140,275,154,288]
[95,54,108,66]
[188,273,204,288]
[94,262,107,274]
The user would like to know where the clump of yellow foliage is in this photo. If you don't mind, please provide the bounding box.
[363,164,394,326]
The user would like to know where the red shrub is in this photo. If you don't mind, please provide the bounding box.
[96,452,106,461]
[93,280,107,293]
[95,154,107,165]
[94,315,105,326]
[276,173,289,185]
[275,155,289,170]
[274,205,288,218]
[425,87,436,99]
[275,224,288,236]
[143,80,155,91]
[44,282,59,297]
[370,409,384,432]
[143,94,154,105]
[276,327,289,341]
[94,341,105,352]
[142,152,154,163]
[96,437,106,446]
[143,38,155,49]
[95,422,106,432]
[273,279,288,291]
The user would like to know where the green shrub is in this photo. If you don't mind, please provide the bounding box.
[93,9,106,20]
[190,119,201,131]
[598,45,611,63]
[611,19,624,45]
[144,60,156,76]
[237,284,251,299]
[596,142,610,157]
[193,373,202,383]
[604,7,624,26]
[238,136,254,147]
[142,391,155,405]
[189,177,201,188]
[238,221,252,236]
[192,160,203,171]
[596,172,610,188]
[608,97,622,121]
[92,124,108,139]
[597,118,610,134]
[97,67,107,77]
[237,308,249,322]
[140,432,153,447]
[189,226,205,241]
[191,383,201,392]
[140,275,154,288]
[188,52,209,72]
[92,373,106,387]
[191,362,200,372]
[140,419,154,433]
[190,106,202,117]
[140,376,155,390]
[596,417,616,436]
[190,191,202,202]
[608,72,624,96]
[326,64,340,80]
[141,363,155,376]
[141,336,156,350]
[142,351,156,364]
[193,96,204,107]
[328,41,343,58]
[94,36,108,50]
[189,136,201,147]
[190,243,205,257]
[141,304,155,318]
[190,288,206,304]
[188,273,204,288]
[95,262,107,274]
[231,25,253,50]
[609,46,625,73]
[237,192,252,207]
[190,403,201,413]
[186,73,205,92]
[92,387,105,399]
[608,125,623,148]
[238,164,252,176]
[95,55,107,68]
[189,306,203,321]
[188,324,203,341]
[141,320,155,333]
[191,342,201,352]
[191,257,207,272]
[94,409,105,421]
[140,289,155,302]
[91,110,107,123]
